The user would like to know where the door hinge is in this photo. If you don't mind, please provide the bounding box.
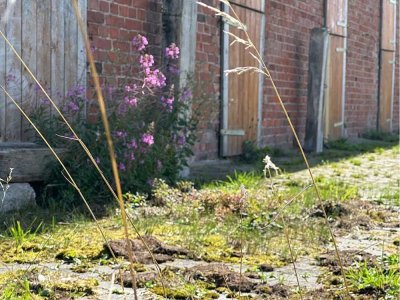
[220,129,245,136]
[334,121,343,128]
[389,60,395,64]
[337,20,347,27]
[336,47,346,52]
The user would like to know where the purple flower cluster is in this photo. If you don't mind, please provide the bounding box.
[144,69,166,88]
[67,85,85,98]
[125,151,135,161]
[177,134,186,145]
[181,88,192,101]
[141,133,154,146]
[139,54,154,69]
[127,138,138,149]
[165,43,180,59]
[132,34,148,51]
[66,101,79,113]
[118,162,126,171]
[161,96,174,112]
[114,131,127,138]
[124,96,138,107]
[124,84,137,92]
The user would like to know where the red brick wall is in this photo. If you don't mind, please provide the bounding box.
[87,0,162,87]
[261,0,324,148]
[88,0,399,161]
[193,0,221,161]
[345,0,380,137]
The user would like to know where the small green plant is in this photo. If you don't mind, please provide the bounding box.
[362,131,399,143]
[8,221,42,252]
[346,262,400,297]
[1,279,31,300]
[325,138,356,151]
[123,192,147,207]
[349,158,362,166]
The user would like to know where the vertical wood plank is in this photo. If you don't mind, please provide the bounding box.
[324,35,345,140]
[257,0,266,147]
[326,0,347,37]
[5,0,22,141]
[381,0,396,51]
[221,3,230,156]
[379,50,395,131]
[51,0,65,106]
[0,0,6,142]
[36,0,51,114]
[21,0,37,141]
[77,0,87,86]
[64,0,78,95]
[230,0,264,12]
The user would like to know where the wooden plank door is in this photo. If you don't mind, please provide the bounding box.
[378,0,397,132]
[324,0,347,141]
[0,0,87,143]
[221,0,265,157]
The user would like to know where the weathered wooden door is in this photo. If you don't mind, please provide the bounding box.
[221,0,265,156]
[0,0,87,143]
[324,0,347,141]
[378,0,397,132]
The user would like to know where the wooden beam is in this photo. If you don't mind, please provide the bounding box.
[0,144,64,182]
[304,28,329,153]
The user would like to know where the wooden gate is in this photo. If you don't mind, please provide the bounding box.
[221,0,265,156]
[324,0,347,141]
[0,0,87,142]
[378,0,397,132]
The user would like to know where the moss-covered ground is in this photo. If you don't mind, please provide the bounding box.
[0,137,399,299]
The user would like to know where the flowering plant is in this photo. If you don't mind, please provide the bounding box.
[31,35,197,204]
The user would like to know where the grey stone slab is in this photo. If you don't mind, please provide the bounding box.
[0,183,36,212]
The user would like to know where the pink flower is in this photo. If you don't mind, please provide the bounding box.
[141,133,154,146]
[165,43,180,59]
[125,152,135,161]
[95,157,101,164]
[118,162,126,171]
[114,131,127,138]
[127,139,138,149]
[139,54,154,68]
[66,101,79,113]
[168,64,180,75]
[181,88,192,101]
[132,34,148,51]
[67,85,85,98]
[161,96,174,111]
[124,96,138,107]
[124,84,137,92]
[144,69,166,88]
[177,135,186,145]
